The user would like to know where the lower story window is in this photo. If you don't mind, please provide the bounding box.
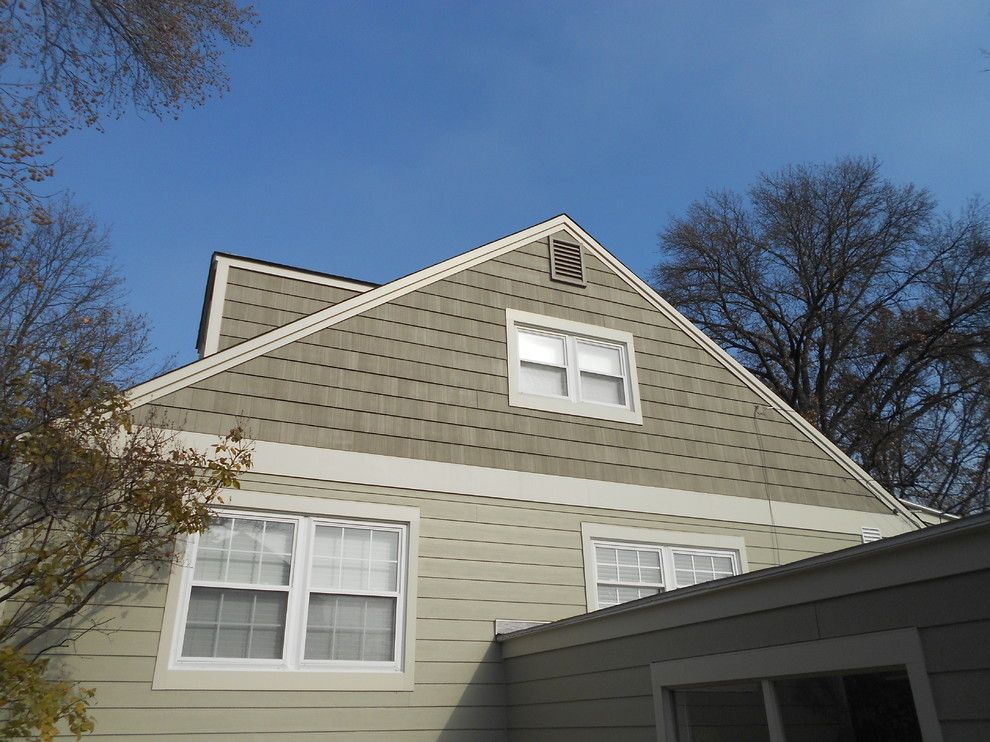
[650,629,938,742]
[671,669,923,742]
[582,524,745,611]
[592,540,738,609]
[176,509,407,671]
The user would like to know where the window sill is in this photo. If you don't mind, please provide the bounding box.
[152,664,414,691]
[508,388,644,425]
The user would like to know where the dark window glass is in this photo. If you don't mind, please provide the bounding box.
[774,669,922,742]
[673,681,771,742]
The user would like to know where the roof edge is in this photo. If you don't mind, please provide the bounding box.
[128,214,576,405]
[212,251,379,288]
[898,498,961,519]
[498,510,990,643]
[194,252,380,358]
[559,216,923,529]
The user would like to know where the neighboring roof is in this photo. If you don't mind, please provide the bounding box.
[498,509,990,644]
[897,498,961,520]
[195,251,379,356]
[212,251,380,288]
[130,214,924,528]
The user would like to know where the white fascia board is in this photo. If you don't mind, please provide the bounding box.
[167,430,912,538]
[198,257,229,358]
[128,215,576,407]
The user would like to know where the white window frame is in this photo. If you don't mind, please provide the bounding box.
[154,491,419,691]
[581,523,747,611]
[506,308,644,425]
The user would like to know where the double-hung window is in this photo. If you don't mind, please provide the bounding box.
[179,512,405,667]
[506,309,643,424]
[593,541,666,608]
[157,493,419,691]
[304,522,401,663]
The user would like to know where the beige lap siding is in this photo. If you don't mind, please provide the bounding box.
[61,472,865,740]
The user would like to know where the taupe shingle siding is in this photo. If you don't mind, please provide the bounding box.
[216,266,364,350]
[145,237,886,513]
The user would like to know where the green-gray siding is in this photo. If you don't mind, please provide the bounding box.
[500,517,990,742]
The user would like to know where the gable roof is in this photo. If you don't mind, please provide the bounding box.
[128,214,924,527]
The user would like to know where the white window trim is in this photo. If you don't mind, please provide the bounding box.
[153,490,419,691]
[649,628,943,742]
[506,308,644,425]
[581,523,748,611]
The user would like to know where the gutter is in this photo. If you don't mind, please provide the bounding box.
[497,510,990,643]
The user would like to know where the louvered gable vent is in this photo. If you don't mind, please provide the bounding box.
[861,526,882,543]
[549,236,586,287]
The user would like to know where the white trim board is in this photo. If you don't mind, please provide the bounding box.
[561,218,922,529]
[169,431,913,537]
[217,255,377,293]
[198,257,229,358]
[131,214,922,528]
[134,216,578,400]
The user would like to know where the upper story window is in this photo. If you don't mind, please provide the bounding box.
[155,492,420,691]
[506,309,643,425]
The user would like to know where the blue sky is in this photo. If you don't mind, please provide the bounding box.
[45,1,990,369]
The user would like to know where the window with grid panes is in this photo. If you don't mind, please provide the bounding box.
[594,541,665,608]
[176,511,406,670]
[592,540,738,609]
[671,549,735,588]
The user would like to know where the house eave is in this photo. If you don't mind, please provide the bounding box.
[498,510,990,646]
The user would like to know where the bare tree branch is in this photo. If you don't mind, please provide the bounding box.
[653,157,990,515]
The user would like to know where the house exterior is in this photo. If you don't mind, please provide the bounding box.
[71,215,931,740]
[499,509,990,742]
